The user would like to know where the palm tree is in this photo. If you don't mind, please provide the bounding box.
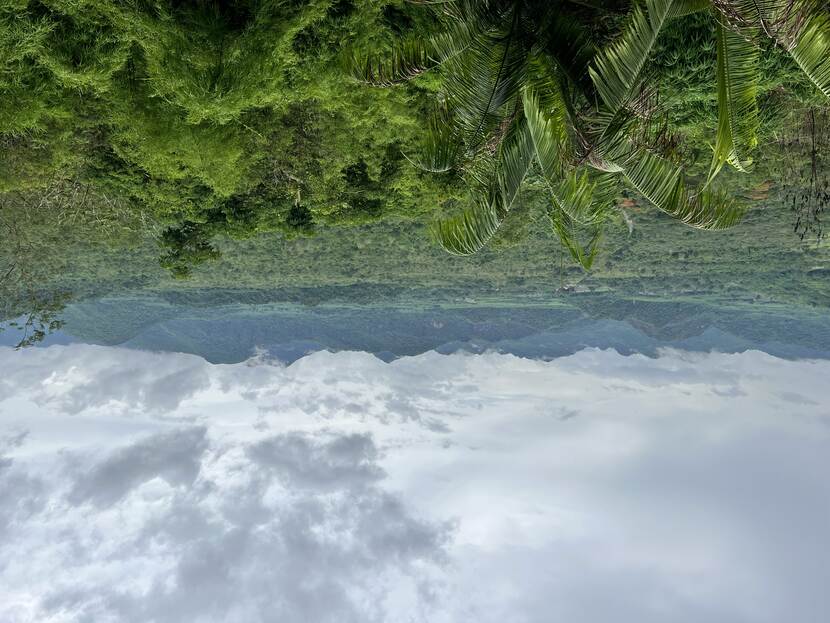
[351,0,830,268]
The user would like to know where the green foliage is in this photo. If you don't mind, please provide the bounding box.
[0,0,460,275]
[349,0,830,269]
[2,0,829,283]
[589,0,686,116]
[715,1,830,97]
[782,3,830,99]
[2,171,828,325]
[158,223,222,280]
[1,291,67,348]
[710,19,760,176]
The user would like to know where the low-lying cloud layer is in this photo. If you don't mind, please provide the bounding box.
[1,345,828,623]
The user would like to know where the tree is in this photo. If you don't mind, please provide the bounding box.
[351,0,830,268]
[0,196,70,347]
[0,0,456,276]
[158,223,222,280]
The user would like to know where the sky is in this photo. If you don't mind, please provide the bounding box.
[1,344,829,623]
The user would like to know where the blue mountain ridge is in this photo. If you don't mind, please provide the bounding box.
[16,295,828,363]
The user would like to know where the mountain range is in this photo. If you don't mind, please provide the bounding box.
[9,293,828,363]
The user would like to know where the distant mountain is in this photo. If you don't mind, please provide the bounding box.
[36,294,830,362]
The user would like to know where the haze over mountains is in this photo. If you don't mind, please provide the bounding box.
[8,293,828,363]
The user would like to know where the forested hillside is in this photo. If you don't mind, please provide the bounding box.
[1,1,461,257]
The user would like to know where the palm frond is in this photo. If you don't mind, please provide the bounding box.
[549,208,604,270]
[348,39,434,87]
[430,189,504,255]
[431,123,533,255]
[497,121,533,209]
[347,20,477,86]
[713,0,830,99]
[444,7,526,149]
[674,0,711,17]
[444,0,512,26]
[551,169,619,226]
[522,85,570,184]
[711,20,760,176]
[678,186,746,230]
[784,4,830,99]
[407,103,460,172]
[622,146,682,209]
[536,11,596,95]
[710,0,784,33]
[622,147,746,229]
[589,0,686,115]
[525,53,586,150]
[582,108,635,172]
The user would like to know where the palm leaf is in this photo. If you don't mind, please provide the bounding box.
[622,147,746,229]
[589,0,688,115]
[348,20,477,86]
[497,121,534,210]
[710,19,760,177]
[431,124,533,255]
[444,7,526,149]
[525,53,587,152]
[583,108,636,172]
[551,169,619,227]
[713,0,830,99]
[536,10,596,95]
[445,0,512,25]
[549,208,604,270]
[784,4,830,99]
[622,146,682,209]
[674,0,712,17]
[348,39,434,87]
[523,84,619,227]
[710,0,785,33]
[522,85,570,184]
[407,103,460,173]
[678,186,746,230]
[430,188,504,255]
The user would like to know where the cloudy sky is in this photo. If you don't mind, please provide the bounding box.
[1,345,829,623]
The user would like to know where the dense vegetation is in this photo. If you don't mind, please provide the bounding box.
[1,0,463,271]
[1,0,829,345]
[351,0,830,266]
[3,172,828,309]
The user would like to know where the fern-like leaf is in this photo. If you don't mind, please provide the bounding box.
[622,147,746,229]
[430,189,504,255]
[522,85,570,184]
[674,0,712,17]
[549,208,604,270]
[408,103,460,173]
[589,0,688,115]
[784,4,830,98]
[348,20,477,86]
[551,169,619,227]
[711,19,760,176]
[713,0,830,99]
[348,40,433,86]
[444,8,526,150]
[431,124,533,255]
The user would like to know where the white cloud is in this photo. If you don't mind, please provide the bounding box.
[0,345,828,622]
